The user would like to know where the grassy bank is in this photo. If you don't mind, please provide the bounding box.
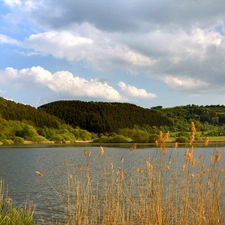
[0,179,36,225]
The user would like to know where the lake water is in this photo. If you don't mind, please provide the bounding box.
[0,143,225,224]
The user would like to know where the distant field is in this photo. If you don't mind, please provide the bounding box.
[168,132,225,143]
[207,136,225,141]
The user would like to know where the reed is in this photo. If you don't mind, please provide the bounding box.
[37,123,225,224]
[0,178,36,225]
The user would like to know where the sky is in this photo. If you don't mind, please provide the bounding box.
[0,0,225,109]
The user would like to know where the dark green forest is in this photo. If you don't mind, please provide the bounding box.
[0,97,61,128]
[38,100,174,133]
[0,97,93,144]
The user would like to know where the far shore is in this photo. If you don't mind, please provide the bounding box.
[1,139,225,146]
[0,140,93,146]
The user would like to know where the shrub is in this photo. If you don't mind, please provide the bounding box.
[92,138,101,143]
[131,130,149,143]
[30,136,48,143]
[50,134,65,143]
[61,133,76,142]
[23,125,38,139]
[1,139,10,145]
[13,136,24,144]
[99,136,111,143]
[175,136,189,143]
[148,134,159,143]
[79,130,92,140]
[109,135,130,143]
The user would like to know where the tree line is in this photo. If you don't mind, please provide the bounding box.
[2,97,225,144]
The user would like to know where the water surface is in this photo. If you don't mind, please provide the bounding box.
[0,144,224,224]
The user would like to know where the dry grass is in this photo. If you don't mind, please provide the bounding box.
[37,123,225,225]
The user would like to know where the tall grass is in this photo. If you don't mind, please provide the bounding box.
[35,123,225,224]
[0,178,36,225]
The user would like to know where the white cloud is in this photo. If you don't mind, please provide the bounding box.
[3,0,37,9]
[163,76,209,91]
[0,66,125,101]
[0,34,19,45]
[3,0,21,7]
[0,66,52,89]
[1,1,225,97]
[48,70,124,101]
[4,97,14,101]
[15,24,223,80]
[23,30,93,60]
[2,23,224,95]
[118,81,157,99]
[20,25,156,73]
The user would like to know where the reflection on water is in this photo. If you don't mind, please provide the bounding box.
[0,144,224,224]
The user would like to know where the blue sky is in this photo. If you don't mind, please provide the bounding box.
[0,0,225,109]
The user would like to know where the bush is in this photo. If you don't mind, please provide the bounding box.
[109,135,130,143]
[93,136,111,143]
[92,138,101,143]
[131,130,149,143]
[148,134,159,143]
[99,136,111,143]
[1,139,10,145]
[79,130,92,140]
[61,133,76,142]
[177,132,189,137]
[50,134,65,143]
[30,136,48,143]
[13,136,24,144]
[23,125,38,140]
[175,136,189,143]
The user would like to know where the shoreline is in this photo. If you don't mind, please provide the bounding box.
[1,139,225,146]
[0,140,93,146]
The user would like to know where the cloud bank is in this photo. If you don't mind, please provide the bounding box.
[0,66,157,104]
[1,0,225,106]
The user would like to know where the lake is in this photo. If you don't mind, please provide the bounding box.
[0,143,225,224]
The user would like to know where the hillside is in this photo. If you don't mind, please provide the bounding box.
[0,97,62,128]
[2,97,225,144]
[152,104,225,126]
[38,100,174,133]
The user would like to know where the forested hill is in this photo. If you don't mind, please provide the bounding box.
[152,104,225,126]
[38,100,174,133]
[0,97,62,128]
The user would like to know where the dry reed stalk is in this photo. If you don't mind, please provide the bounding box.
[130,143,137,154]
[35,171,43,177]
[100,146,104,155]
[36,127,225,225]
[215,149,221,162]
[159,131,163,139]
[174,142,178,148]
[205,137,209,146]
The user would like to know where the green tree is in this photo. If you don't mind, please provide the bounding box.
[132,130,149,143]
